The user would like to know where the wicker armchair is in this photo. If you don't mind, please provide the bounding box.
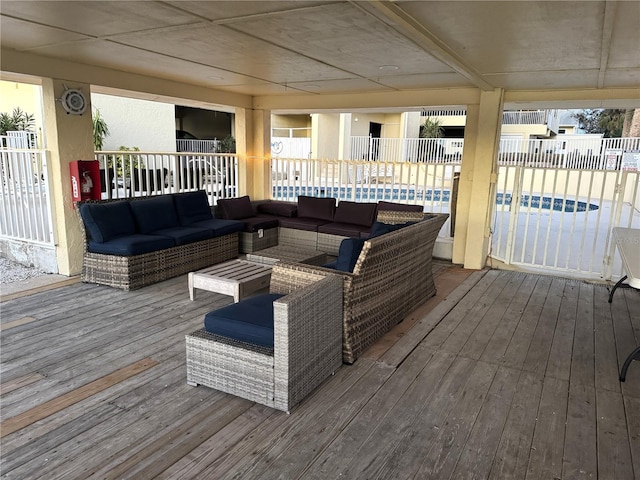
[185,265,343,413]
[272,212,448,364]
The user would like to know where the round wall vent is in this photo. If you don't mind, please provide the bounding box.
[60,88,87,115]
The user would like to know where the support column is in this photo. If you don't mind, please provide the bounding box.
[235,107,271,200]
[338,113,352,160]
[41,78,94,276]
[452,89,504,269]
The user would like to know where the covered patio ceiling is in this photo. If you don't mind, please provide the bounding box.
[1,1,639,111]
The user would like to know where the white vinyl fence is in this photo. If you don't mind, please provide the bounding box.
[491,166,639,280]
[94,151,238,204]
[0,147,54,245]
[271,157,458,238]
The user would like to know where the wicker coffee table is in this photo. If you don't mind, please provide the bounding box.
[246,245,327,266]
[188,259,272,302]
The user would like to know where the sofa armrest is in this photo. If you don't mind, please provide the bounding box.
[270,261,353,295]
[273,273,343,411]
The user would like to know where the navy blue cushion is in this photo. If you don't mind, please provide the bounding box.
[297,196,335,221]
[204,293,285,348]
[369,221,415,238]
[333,201,378,227]
[323,261,338,269]
[217,195,255,220]
[150,226,213,246]
[335,237,366,272]
[79,201,136,243]
[173,191,213,225]
[129,196,180,234]
[87,234,175,256]
[190,218,245,236]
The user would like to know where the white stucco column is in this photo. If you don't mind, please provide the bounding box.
[338,113,352,160]
[41,78,94,276]
[452,89,504,269]
[235,107,271,200]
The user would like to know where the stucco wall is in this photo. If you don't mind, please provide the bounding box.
[91,93,175,151]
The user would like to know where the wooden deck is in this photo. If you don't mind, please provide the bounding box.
[1,265,639,479]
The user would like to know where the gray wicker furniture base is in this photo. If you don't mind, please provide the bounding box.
[239,228,279,253]
[273,212,449,364]
[186,266,343,412]
[82,234,239,290]
[246,245,327,266]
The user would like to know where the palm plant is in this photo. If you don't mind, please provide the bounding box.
[92,108,110,150]
[0,107,35,135]
[419,117,444,138]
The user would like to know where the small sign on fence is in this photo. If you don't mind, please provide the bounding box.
[605,149,622,170]
[621,150,640,172]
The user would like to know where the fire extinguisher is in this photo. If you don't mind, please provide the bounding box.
[81,170,94,195]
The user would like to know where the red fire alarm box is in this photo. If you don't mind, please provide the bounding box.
[70,160,101,205]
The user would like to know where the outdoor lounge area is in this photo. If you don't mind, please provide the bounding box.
[1,265,638,478]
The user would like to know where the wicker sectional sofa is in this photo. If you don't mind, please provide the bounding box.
[77,191,243,290]
[269,211,449,363]
[216,195,426,255]
[186,265,343,412]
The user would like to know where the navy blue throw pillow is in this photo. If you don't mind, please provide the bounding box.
[335,237,366,272]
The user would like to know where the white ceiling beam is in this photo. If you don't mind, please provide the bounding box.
[351,0,495,92]
[598,1,618,89]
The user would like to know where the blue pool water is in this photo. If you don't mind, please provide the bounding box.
[272,185,450,202]
[496,193,599,212]
[272,186,599,212]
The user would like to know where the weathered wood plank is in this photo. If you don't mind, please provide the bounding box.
[302,346,455,479]
[0,276,81,303]
[0,316,39,331]
[593,283,621,393]
[380,269,487,367]
[525,376,569,480]
[0,358,158,438]
[439,271,512,355]
[338,355,477,479]
[488,371,543,480]
[230,361,397,480]
[449,365,520,479]
[545,280,580,381]
[569,282,595,387]
[408,361,499,479]
[522,278,566,375]
[480,274,539,365]
[0,372,44,396]
[421,269,502,351]
[195,358,380,479]
[623,395,640,478]
[596,388,635,479]
[155,405,278,480]
[562,383,597,478]
[500,275,553,369]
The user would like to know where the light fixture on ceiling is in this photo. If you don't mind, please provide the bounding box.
[378,65,399,71]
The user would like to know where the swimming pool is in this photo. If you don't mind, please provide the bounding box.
[272,186,599,212]
[496,193,599,212]
[272,186,451,202]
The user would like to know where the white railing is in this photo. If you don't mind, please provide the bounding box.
[0,148,55,245]
[491,166,639,280]
[1,131,39,149]
[350,137,463,163]
[176,139,219,153]
[350,136,640,170]
[501,110,549,125]
[94,151,238,204]
[271,157,458,237]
